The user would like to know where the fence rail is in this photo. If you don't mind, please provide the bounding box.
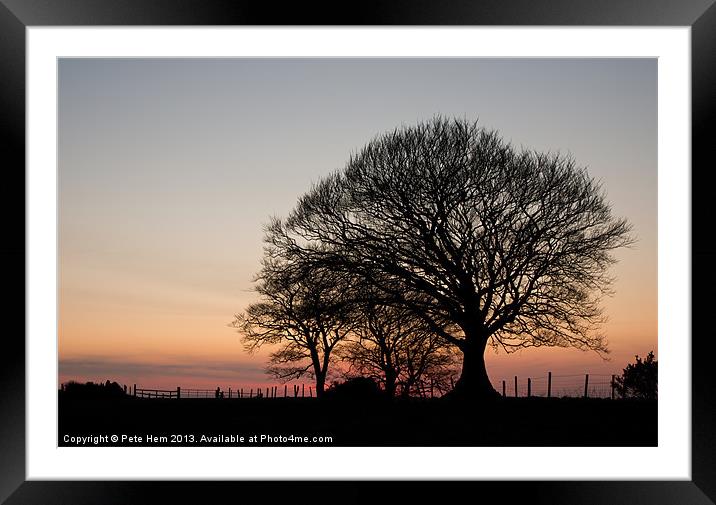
[134,387,180,399]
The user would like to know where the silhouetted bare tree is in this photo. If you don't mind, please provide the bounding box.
[338,302,409,397]
[398,338,460,398]
[339,297,458,397]
[232,256,352,397]
[267,117,633,400]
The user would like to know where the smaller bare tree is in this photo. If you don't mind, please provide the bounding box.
[398,336,461,398]
[339,302,417,397]
[340,298,460,398]
[233,257,352,397]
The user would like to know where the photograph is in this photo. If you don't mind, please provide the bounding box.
[57,57,658,447]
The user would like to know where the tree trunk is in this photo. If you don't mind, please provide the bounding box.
[450,339,500,401]
[315,372,326,398]
[307,339,334,399]
[308,345,326,398]
[384,369,397,398]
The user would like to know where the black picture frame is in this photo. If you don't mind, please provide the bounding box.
[1,1,714,503]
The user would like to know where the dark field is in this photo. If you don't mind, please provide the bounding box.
[58,393,657,447]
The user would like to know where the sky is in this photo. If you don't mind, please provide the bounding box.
[58,58,657,392]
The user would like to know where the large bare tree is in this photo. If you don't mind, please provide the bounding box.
[266,117,633,400]
[232,257,352,397]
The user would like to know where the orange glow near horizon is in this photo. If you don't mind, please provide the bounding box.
[59,245,657,390]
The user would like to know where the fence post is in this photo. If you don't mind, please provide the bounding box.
[527,378,531,398]
[514,376,518,398]
[547,372,552,398]
[584,374,589,398]
[611,375,616,400]
[284,385,287,397]
[249,389,253,398]
[502,380,506,397]
[133,384,136,397]
[302,384,305,398]
[240,388,243,398]
[177,386,181,399]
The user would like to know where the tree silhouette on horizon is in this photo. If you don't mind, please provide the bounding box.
[233,258,353,398]
[264,117,634,400]
[338,291,459,398]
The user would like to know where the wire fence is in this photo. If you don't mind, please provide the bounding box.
[492,373,619,399]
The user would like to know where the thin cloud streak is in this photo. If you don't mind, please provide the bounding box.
[59,357,268,388]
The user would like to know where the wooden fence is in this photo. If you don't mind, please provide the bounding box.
[129,383,314,399]
[133,386,180,399]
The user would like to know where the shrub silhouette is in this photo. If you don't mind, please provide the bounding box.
[614,351,657,399]
[62,380,126,398]
[322,377,384,402]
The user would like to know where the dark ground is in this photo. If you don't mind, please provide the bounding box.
[58,393,657,447]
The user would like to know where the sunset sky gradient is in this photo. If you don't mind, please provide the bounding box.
[58,58,657,391]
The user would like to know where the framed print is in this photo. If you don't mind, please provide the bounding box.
[1,1,714,503]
